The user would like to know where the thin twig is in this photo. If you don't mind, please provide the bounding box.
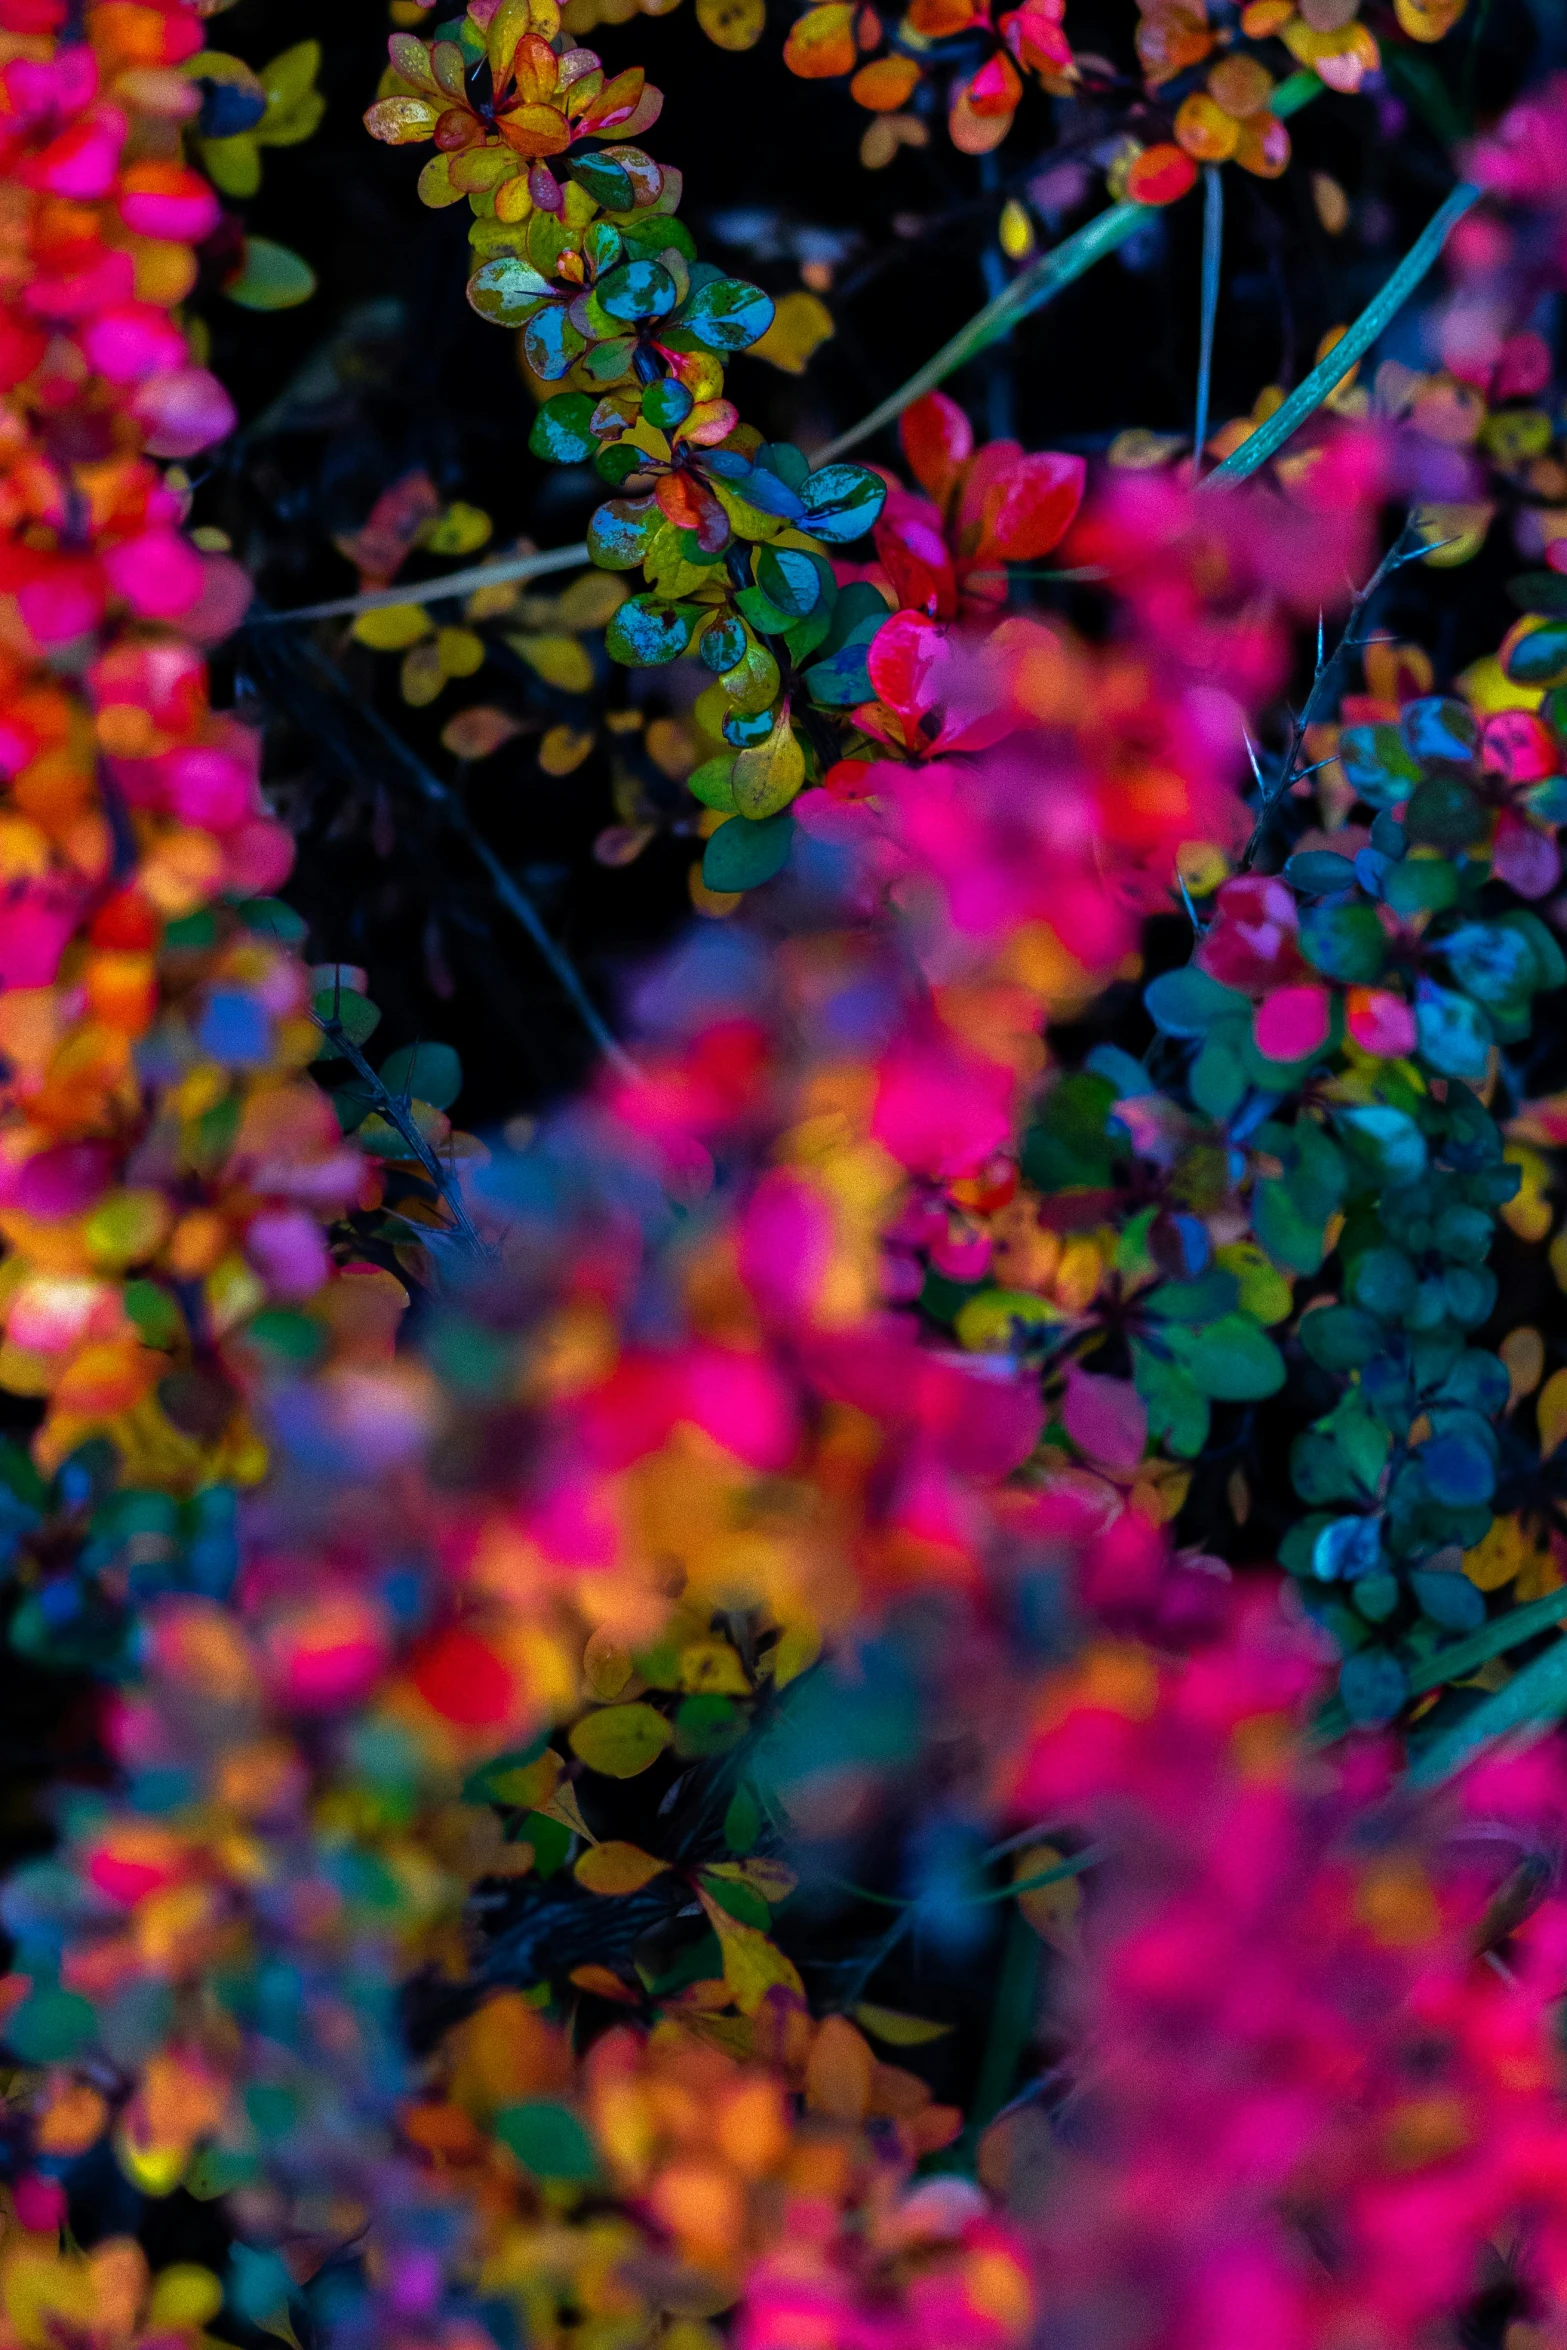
[1238,520,1421,873]
[250,541,592,626]
[256,622,637,1079]
[314,1004,488,1257]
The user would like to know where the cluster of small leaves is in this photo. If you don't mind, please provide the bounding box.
[368,0,893,894]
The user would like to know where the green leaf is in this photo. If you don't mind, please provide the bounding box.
[702,810,795,893]
[5,1986,94,2063]
[466,253,553,326]
[688,753,738,812]
[311,987,380,1055]
[1178,1315,1286,1401]
[568,1702,671,1777]
[1144,966,1249,1037]
[1298,902,1385,984]
[494,2100,599,2182]
[566,151,634,210]
[378,1041,462,1110]
[1130,1339,1209,1458]
[225,236,316,311]
[588,496,659,571]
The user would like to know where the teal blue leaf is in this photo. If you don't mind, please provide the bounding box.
[682,274,774,350]
[702,810,794,892]
[596,260,679,321]
[798,463,887,545]
[529,393,599,466]
[1144,966,1249,1038]
[1176,1314,1285,1401]
[378,1041,462,1110]
[1415,980,1491,1080]
[605,596,696,665]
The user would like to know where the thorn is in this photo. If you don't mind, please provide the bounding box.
[1316,609,1325,675]
[1242,728,1266,791]
[1177,870,1204,936]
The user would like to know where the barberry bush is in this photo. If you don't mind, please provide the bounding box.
[10,1,1567,2347]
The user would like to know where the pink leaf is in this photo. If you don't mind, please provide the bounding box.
[1063,1366,1148,1472]
[1253,984,1331,1063]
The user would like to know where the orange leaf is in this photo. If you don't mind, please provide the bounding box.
[441,705,523,759]
[850,54,920,109]
[783,3,857,77]
[804,2013,874,2122]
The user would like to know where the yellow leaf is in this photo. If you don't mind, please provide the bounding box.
[1500,1327,1546,1409]
[538,1779,595,1839]
[146,2268,224,2330]
[261,39,321,110]
[569,1702,672,1777]
[731,707,805,819]
[575,1840,670,1894]
[853,2002,953,2046]
[436,626,486,678]
[998,198,1034,260]
[771,1621,819,1688]
[695,1886,804,2014]
[353,600,430,650]
[679,1638,750,1695]
[1394,0,1464,34]
[749,289,834,376]
[706,1856,797,1902]
[1413,502,1494,568]
[539,724,595,775]
[401,639,447,705]
[697,0,766,43]
[555,570,630,630]
[508,631,595,692]
[1540,1368,1567,1461]
[423,502,493,557]
[485,1750,562,1809]
[1014,1843,1082,1949]
[1463,1515,1531,1593]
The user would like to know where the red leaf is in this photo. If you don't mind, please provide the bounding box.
[873,486,957,618]
[973,449,1086,564]
[865,608,950,726]
[899,391,972,507]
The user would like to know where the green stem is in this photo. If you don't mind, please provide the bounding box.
[1313,1582,1567,1747]
[1201,180,1481,489]
[968,1908,1041,2136]
[1405,1631,1567,1789]
[1192,165,1223,478]
[815,72,1323,464]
